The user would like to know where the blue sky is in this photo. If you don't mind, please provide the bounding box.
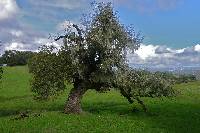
[15,0,200,48]
[116,0,200,48]
[0,0,200,69]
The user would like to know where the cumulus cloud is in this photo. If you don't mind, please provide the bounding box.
[10,30,23,37]
[155,45,172,54]
[35,38,61,48]
[135,44,158,60]
[5,42,25,51]
[0,0,63,54]
[0,0,91,54]
[129,44,200,69]
[194,44,200,52]
[0,0,19,21]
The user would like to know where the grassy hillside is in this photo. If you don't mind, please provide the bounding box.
[0,66,200,133]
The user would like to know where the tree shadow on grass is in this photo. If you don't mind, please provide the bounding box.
[83,101,132,115]
[0,95,34,117]
[149,103,200,133]
[83,100,200,133]
[0,94,61,117]
[0,109,19,117]
[0,95,32,103]
[0,104,63,117]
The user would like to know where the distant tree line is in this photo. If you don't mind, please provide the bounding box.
[154,71,197,84]
[175,74,196,83]
[0,50,36,66]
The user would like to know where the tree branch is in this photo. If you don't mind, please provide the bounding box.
[135,97,147,112]
[54,24,83,41]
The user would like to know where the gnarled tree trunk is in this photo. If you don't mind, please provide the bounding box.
[64,85,87,114]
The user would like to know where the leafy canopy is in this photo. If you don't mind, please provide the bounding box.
[29,2,175,112]
[29,2,142,99]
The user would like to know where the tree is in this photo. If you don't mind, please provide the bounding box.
[29,2,174,114]
[114,69,175,112]
[0,67,3,84]
[0,44,3,85]
[28,45,66,99]
[0,50,36,66]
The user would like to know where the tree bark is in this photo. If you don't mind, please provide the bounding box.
[64,85,87,114]
[119,88,134,104]
[135,97,147,112]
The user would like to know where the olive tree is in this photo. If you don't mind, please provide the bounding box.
[114,68,175,112]
[0,67,2,83]
[29,2,174,114]
[0,44,3,84]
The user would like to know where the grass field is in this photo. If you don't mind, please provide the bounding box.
[0,66,200,133]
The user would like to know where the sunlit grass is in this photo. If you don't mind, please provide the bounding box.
[0,66,200,133]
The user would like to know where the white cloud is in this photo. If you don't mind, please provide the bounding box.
[0,0,19,21]
[0,0,49,54]
[194,44,200,52]
[135,44,158,59]
[10,30,23,37]
[4,37,59,52]
[175,48,185,53]
[35,38,61,48]
[5,42,24,51]
[129,43,200,69]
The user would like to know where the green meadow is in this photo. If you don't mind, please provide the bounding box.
[0,66,200,133]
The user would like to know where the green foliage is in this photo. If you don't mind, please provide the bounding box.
[28,46,66,100]
[175,74,197,83]
[113,68,175,111]
[0,67,3,85]
[154,71,197,84]
[29,2,142,99]
[0,67,2,78]
[0,50,36,66]
[116,69,175,98]
[28,2,175,113]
